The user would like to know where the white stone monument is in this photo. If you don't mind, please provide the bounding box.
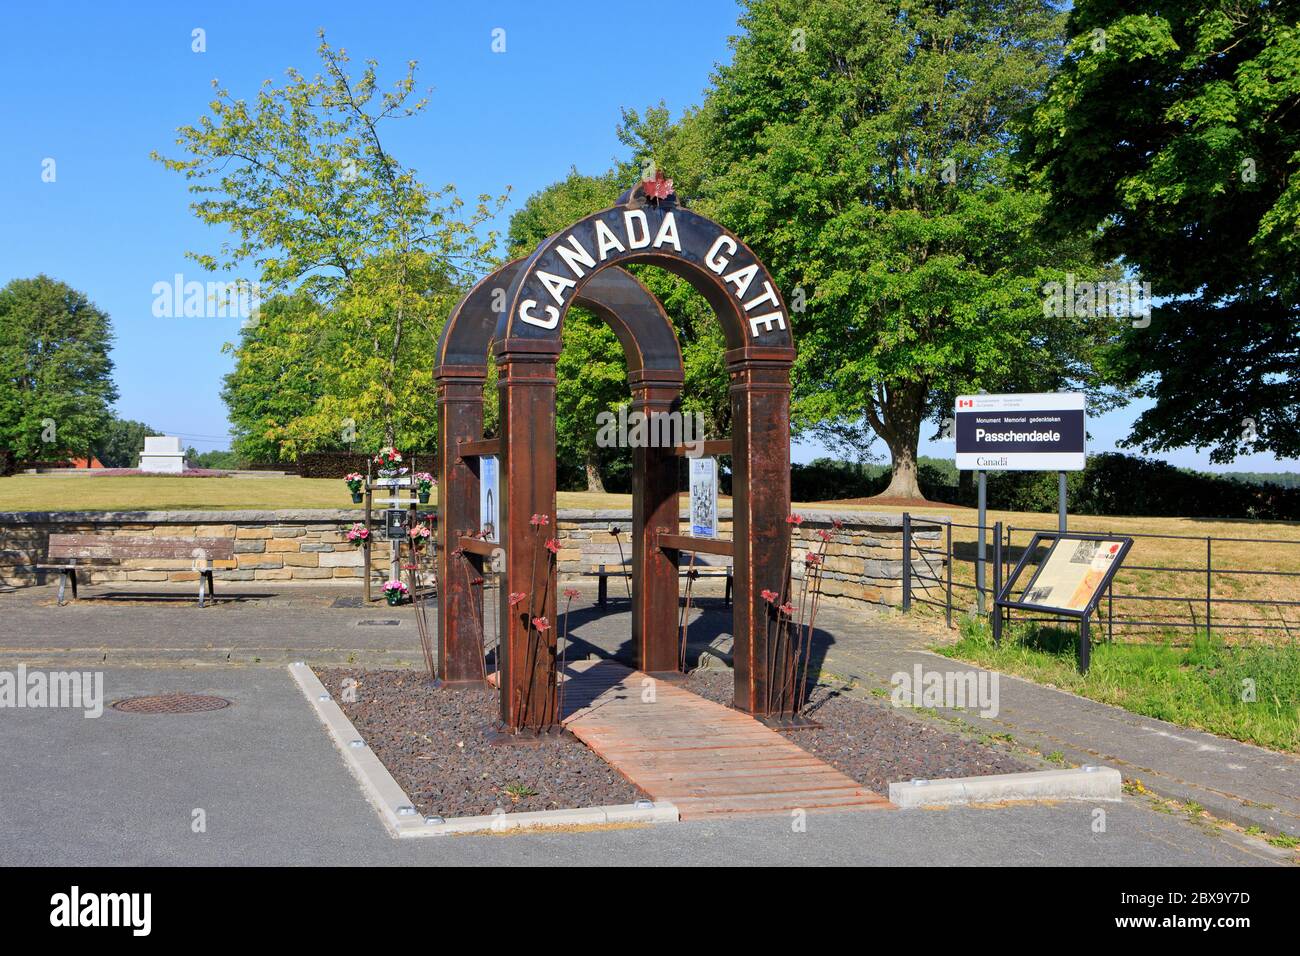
[139,435,186,473]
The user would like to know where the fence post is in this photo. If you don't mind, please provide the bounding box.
[992,521,1003,645]
[945,519,953,629]
[1205,536,1212,638]
[901,512,912,613]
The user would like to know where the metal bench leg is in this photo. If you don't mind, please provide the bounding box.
[57,571,67,606]
[198,571,210,608]
[598,573,608,609]
[725,573,733,607]
[69,570,78,601]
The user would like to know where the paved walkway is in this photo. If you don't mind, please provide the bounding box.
[0,666,1284,866]
[3,580,1296,839]
[563,660,890,818]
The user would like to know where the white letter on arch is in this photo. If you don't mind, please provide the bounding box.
[623,210,651,249]
[556,235,596,277]
[536,270,576,306]
[519,298,560,330]
[705,235,737,274]
[652,212,681,251]
[594,220,626,260]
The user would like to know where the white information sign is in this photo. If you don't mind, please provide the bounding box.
[955,392,1086,471]
[479,456,499,542]
[689,457,718,538]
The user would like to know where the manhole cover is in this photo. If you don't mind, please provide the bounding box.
[112,693,231,714]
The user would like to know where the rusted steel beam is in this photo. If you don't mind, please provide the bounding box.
[457,537,502,558]
[457,438,501,459]
[670,439,733,457]
[657,533,735,558]
[435,368,488,684]
[632,383,682,674]
[727,346,796,716]
[495,340,560,731]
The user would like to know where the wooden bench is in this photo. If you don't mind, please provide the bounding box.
[37,534,237,607]
[584,557,733,608]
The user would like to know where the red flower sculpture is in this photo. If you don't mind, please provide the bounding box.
[805,552,823,566]
[563,588,580,600]
[509,592,527,607]
[761,588,779,603]
[779,602,796,616]
[532,616,551,632]
[642,170,674,201]
[818,529,833,542]
[529,513,550,528]
[545,538,560,555]
[786,513,804,526]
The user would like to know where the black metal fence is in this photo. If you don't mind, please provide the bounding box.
[900,514,1300,644]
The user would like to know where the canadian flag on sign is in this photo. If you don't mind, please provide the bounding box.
[958,399,974,408]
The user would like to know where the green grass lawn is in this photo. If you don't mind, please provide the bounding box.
[937,616,1300,752]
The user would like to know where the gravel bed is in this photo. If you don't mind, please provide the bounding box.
[685,671,1032,794]
[314,668,643,817]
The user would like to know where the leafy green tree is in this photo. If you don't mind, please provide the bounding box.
[155,33,505,453]
[699,0,1118,499]
[1024,1,1300,462]
[0,275,117,462]
[220,292,334,461]
[93,417,156,468]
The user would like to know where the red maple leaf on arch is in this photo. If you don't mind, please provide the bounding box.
[642,170,674,201]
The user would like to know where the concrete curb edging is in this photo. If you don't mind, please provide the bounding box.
[287,663,679,838]
[888,766,1122,809]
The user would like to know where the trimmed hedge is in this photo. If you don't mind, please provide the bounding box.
[793,452,1300,521]
[0,449,13,477]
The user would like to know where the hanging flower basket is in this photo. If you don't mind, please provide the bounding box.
[414,472,435,504]
[373,447,405,481]
[344,472,364,503]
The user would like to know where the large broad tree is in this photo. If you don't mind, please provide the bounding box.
[155,33,505,454]
[700,0,1116,499]
[0,275,117,462]
[1024,1,1300,462]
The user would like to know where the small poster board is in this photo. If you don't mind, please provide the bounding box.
[1000,533,1132,616]
[383,508,409,541]
[689,457,718,538]
[479,455,499,543]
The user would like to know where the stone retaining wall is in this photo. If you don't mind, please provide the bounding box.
[0,508,946,609]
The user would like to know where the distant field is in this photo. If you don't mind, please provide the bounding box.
[0,474,627,513]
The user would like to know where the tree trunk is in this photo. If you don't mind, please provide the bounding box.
[584,450,606,494]
[868,383,927,502]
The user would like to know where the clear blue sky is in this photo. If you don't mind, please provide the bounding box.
[1,0,1293,473]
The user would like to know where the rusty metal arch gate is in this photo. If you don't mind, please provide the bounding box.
[436,183,795,733]
[434,261,685,690]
